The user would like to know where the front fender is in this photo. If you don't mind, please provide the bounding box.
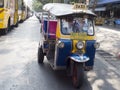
[69,54,89,63]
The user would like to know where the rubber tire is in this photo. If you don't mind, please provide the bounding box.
[2,28,8,35]
[66,60,73,77]
[72,63,84,88]
[2,20,10,35]
[14,20,18,27]
[38,47,44,64]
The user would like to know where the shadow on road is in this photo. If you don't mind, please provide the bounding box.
[25,60,93,90]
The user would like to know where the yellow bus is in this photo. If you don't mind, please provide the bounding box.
[0,0,19,35]
[95,17,105,25]
[18,0,27,23]
[21,3,27,21]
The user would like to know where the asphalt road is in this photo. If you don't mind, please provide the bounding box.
[0,16,120,90]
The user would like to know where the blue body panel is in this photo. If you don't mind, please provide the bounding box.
[85,40,96,66]
[55,40,96,67]
[56,39,72,66]
[43,20,48,33]
[43,43,49,49]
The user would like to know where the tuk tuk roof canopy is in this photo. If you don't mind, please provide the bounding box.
[43,3,96,17]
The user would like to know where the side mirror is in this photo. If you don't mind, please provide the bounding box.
[94,42,100,49]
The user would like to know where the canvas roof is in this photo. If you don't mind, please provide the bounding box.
[43,3,96,17]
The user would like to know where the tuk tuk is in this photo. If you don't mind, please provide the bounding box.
[38,3,99,88]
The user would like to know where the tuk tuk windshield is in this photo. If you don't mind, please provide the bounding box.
[61,16,94,35]
[0,0,4,7]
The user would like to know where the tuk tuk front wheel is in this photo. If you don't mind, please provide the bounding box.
[38,47,44,63]
[72,63,84,88]
[66,60,73,77]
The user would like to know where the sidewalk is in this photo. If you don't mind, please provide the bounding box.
[100,24,120,31]
[96,25,120,56]
[96,25,120,73]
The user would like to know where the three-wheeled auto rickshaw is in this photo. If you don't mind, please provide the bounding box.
[38,3,99,88]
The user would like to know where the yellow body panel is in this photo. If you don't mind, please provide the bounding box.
[95,17,105,25]
[0,8,10,29]
[18,0,26,22]
[18,10,22,21]
[70,33,95,40]
[72,40,85,53]
[56,20,61,38]
[21,11,26,21]
[14,0,18,25]
[0,0,19,30]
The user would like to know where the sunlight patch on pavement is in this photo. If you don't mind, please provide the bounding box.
[107,79,120,90]
[96,26,120,56]
[92,79,104,90]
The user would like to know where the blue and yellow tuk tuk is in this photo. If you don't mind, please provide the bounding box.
[38,3,99,88]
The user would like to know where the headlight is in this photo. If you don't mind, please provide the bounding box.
[94,42,100,49]
[76,41,84,49]
[57,41,64,48]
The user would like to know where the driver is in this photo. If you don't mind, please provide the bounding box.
[73,18,84,32]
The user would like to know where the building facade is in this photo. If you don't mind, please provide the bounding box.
[90,0,120,25]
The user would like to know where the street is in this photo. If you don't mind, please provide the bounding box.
[0,16,120,90]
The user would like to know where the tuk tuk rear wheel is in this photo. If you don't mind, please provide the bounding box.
[38,47,44,63]
[72,63,84,88]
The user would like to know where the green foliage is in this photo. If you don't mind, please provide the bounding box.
[32,0,53,11]
[69,0,77,3]
[32,0,43,11]
[36,0,53,5]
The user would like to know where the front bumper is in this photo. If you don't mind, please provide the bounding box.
[69,54,89,63]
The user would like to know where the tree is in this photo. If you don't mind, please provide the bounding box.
[32,0,43,11]
[32,0,53,11]
[36,0,53,4]
[69,0,78,3]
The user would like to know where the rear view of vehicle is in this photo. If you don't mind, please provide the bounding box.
[0,0,19,35]
[18,0,27,23]
[95,17,105,25]
[0,0,10,34]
